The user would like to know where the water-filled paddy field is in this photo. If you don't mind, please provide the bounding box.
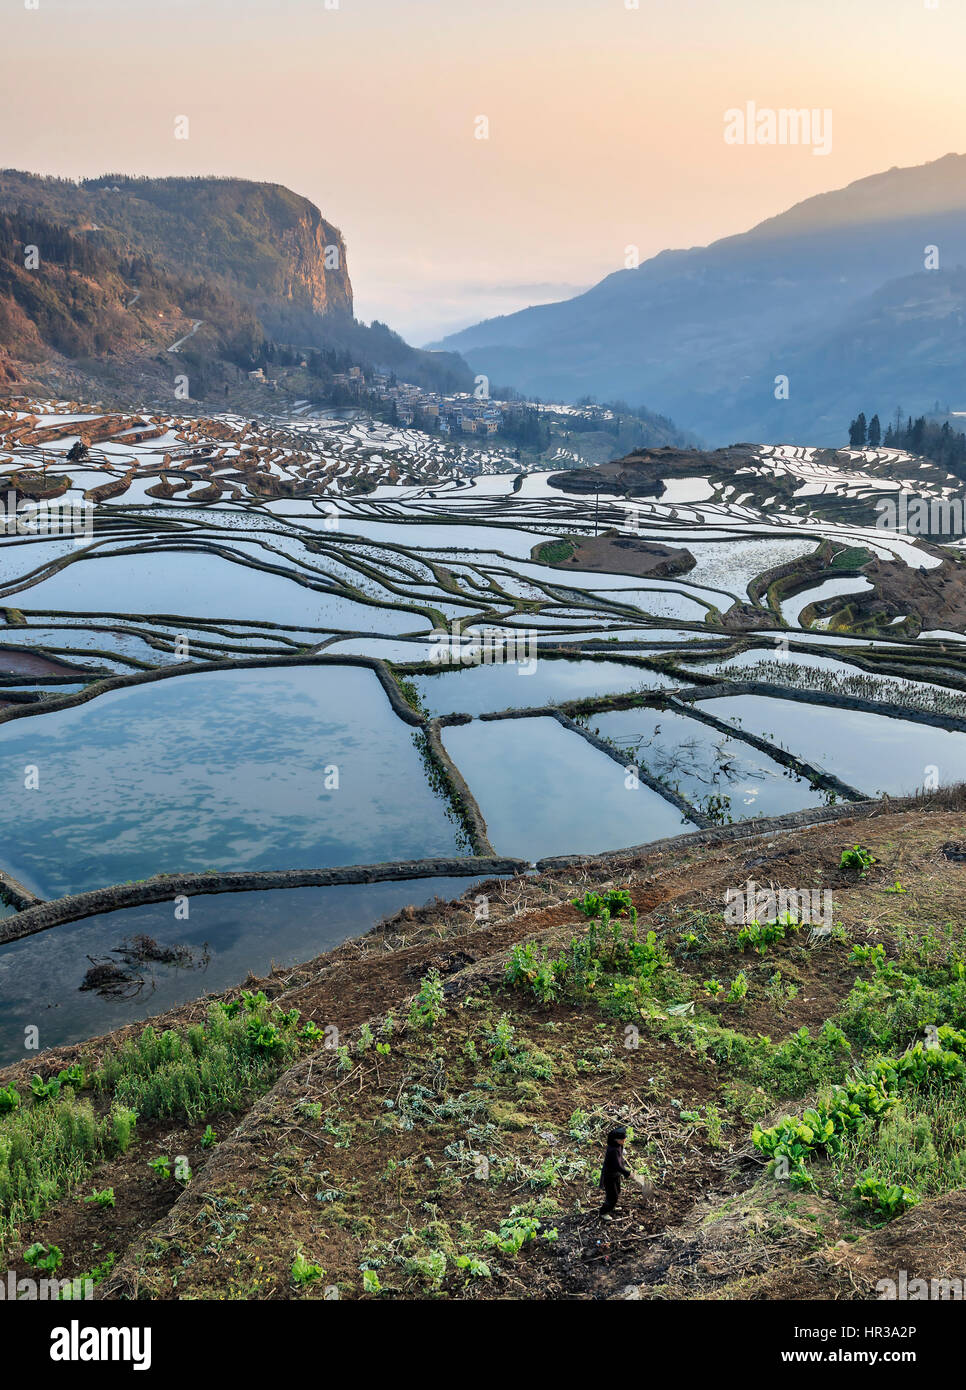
[412,657,676,716]
[586,705,830,822]
[441,716,695,860]
[0,665,465,898]
[0,877,488,1064]
[3,408,966,1060]
[700,694,966,798]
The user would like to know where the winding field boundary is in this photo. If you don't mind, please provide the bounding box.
[0,856,528,946]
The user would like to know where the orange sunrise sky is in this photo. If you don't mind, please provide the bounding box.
[3,0,965,341]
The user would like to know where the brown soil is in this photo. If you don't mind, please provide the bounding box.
[548,446,751,498]
[633,1189,966,1301]
[0,648,84,677]
[4,800,966,1301]
[865,553,966,634]
[533,531,696,579]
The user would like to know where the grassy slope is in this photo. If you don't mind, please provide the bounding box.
[3,798,966,1300]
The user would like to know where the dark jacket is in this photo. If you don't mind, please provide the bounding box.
[599,1141,631,1190]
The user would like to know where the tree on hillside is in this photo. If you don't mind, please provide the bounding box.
[848,412,867,447]
[879,411,966,482]
[868,414,881,448]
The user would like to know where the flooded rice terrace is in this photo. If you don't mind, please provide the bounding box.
[1,404,965,1059]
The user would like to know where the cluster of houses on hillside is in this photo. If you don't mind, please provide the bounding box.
[247,354,621,449]
[330,368,507,435]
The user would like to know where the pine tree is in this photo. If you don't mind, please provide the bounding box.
[848,413,867,447]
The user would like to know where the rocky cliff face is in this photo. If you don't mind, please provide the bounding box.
[0,172,469,405]
[260,188,353,318]
[0,172,353,326]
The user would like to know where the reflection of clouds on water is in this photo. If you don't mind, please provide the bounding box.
[590,707,826,824]
[706,695,966,799]
[1,410,965,1004]
[0,667,464,898]
[0,877,492,1066]
[442,716,691,861]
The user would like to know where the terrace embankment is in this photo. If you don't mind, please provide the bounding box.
[3,791,966,1299]
[865,551,966,633]
[531,532,696,579]
[547,445,752,498]
[748,536,966,636]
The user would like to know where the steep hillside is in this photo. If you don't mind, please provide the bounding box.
[730,267,966,445]
[0,206,265,364]
[2,792,966,1300]
[436,154,966,445]
[0,172,471,404]
[0,171,353,324]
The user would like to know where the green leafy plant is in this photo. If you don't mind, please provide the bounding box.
[24,1241,64,1273]
[482,1213,542,1255]
[30,1074,62,1103]
[246,1020,286,1053]
[841,844,876,875]
[83,1187,115,1208]
[484,1014,516,1061]
[408,969,445,1028]
[291,1250,326,1287]
[737,916,801,955]
[852,1176,920,1221]
[505,941,566,1006]
[850,942,886,969]
[572,888,633,920]
[27,1065,85,1105]
[406,1249,447,1285]
[727,972,749,1004]
[527,1157,563,1189]
[0,1085,20,1115]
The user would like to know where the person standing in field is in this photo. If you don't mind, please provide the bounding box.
[599,1126,632,1217]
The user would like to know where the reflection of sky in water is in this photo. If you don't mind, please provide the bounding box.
[442,716,692,861]
[704,695,966,798]
[7,549,424,632]
[414,658,675,716]
[780,576,874,629]
[589,706,828,821]
[333,519,551,558]
[0,666,463,897]
[0,877,488,1065]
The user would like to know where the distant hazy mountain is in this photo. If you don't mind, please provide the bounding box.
[0,172,471,400]
[435,154,966,445]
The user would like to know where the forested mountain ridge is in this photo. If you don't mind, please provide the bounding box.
[436,154,966,445]
[0,172,353,322]
[0,171,469,402]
